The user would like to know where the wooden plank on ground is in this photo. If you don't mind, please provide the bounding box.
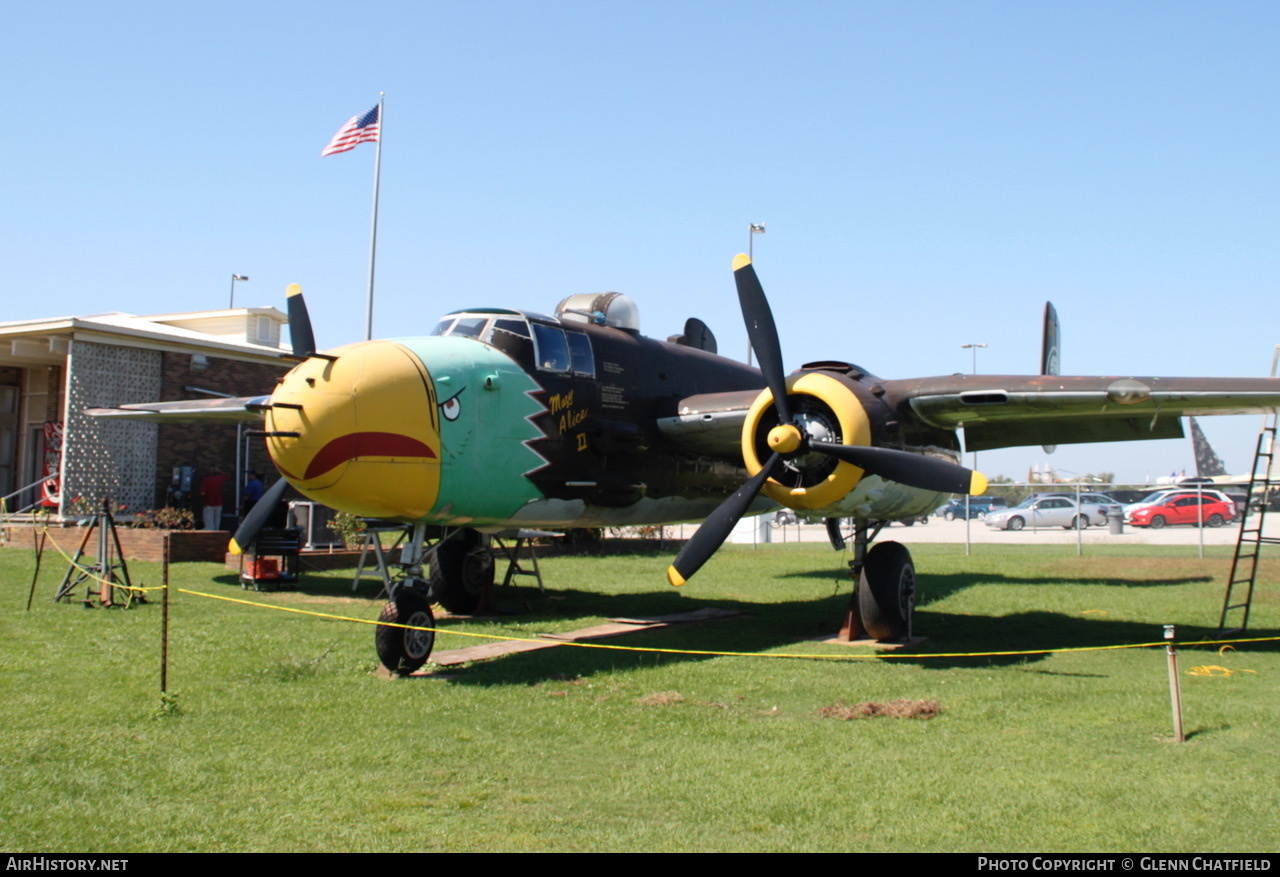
[426,606,741,667]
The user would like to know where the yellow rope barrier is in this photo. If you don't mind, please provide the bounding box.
[26,523,1277,663]
[174,586,1280,662]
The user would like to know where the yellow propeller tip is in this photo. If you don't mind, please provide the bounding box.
[285,283,303,298]
[228,539,244,556]
[969,471,989,496]
[666,567,686,588]
[732,253,752,272]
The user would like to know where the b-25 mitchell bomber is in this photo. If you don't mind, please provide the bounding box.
[92,255,1280,673]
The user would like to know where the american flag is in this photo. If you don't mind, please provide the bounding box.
[321,104,380,157]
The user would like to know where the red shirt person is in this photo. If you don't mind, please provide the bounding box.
[201,467,227,530]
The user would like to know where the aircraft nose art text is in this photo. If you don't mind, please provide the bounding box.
[265,340,441,519]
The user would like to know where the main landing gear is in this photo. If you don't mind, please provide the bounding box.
[836,520,916,643]
[374,525,496,676]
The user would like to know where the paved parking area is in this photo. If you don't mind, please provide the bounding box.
[710,516,1275,548]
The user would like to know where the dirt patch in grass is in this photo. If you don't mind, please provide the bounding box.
[818,699,942,720]
[637,691,684,706]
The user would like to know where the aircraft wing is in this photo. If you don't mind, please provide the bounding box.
[84,395,271,423]
[887,375,1280,452]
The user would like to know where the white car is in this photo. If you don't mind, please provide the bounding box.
[985,496,1092,531]
[1031,492,1122,526]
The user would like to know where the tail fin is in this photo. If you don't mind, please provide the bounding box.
[1040,302,1060,453]
[1189,417,1228,477]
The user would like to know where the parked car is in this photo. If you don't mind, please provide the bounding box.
[985,495,1092,531]
[1127,494,1235,529]
[1032,492,1123,526]
[1123,488,1233,517]
[938,497,1009,520]
[894,514,930,526]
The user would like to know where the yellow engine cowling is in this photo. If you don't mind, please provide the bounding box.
[740,371,872,511]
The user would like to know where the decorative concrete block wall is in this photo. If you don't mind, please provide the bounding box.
[63,340,161,515]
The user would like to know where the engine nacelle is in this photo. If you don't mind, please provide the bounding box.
[741,370,873,511]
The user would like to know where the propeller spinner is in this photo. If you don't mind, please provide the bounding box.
[666,255,986,587]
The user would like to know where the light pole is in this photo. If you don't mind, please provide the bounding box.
[229,274,249,309]
[961,342,987,375]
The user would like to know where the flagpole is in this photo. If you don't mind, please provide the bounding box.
[365,92,384,341]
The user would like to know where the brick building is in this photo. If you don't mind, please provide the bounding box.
[0,307,292,526]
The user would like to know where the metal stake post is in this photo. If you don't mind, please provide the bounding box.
[1164,624,1185,743]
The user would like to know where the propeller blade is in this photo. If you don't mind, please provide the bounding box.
[286,283,317,358]
[228,477,289,556]
[667,452,780,587]
[733,254,792,426]
[809,441,988,496]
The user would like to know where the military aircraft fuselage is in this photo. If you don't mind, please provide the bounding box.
[262,303,960,531]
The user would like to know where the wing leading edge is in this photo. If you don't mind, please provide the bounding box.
[84,395,271,423]
[889,375,1280,453]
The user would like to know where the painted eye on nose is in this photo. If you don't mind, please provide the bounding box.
[440,392,462,421]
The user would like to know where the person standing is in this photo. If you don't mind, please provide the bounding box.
[200,466,227,530]
[242,470,265,515]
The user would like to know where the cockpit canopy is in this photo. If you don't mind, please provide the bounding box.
[430,309,595,377]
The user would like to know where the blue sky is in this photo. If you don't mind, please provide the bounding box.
[6,1,1277,483]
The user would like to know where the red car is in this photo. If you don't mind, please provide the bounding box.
[1127,494,1234,529]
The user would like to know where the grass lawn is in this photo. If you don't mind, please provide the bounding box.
[1,539,1277,852]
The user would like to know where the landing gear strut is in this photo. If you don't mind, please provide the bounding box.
[838,522,915,643]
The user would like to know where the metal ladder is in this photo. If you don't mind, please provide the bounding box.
[1218,425,1278,634]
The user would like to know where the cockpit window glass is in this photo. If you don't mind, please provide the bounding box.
[531,323,571,372]
[491,318,530,339]
[430,318,456,336]
[566,331,594,377]
[450,317,490,339]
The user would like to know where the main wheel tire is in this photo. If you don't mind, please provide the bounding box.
[858,541,915,642]
[432,530,495,615]
[1149,515,1167,530]
[1207,513,1225,528]
[1008,516,1025,531]
[376,589,436,676]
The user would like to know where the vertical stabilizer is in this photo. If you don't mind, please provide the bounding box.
[1189,416,1228,477]
[1040,302,1060,454]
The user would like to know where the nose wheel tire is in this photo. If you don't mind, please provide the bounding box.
[858,541,915,642]
[376,589,436,676]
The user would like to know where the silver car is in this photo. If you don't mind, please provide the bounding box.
[1034,492,1122,526]
[985,496,1091,531]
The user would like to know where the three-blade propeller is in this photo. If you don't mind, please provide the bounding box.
[228,283,319,554]
[666,255,985,587]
